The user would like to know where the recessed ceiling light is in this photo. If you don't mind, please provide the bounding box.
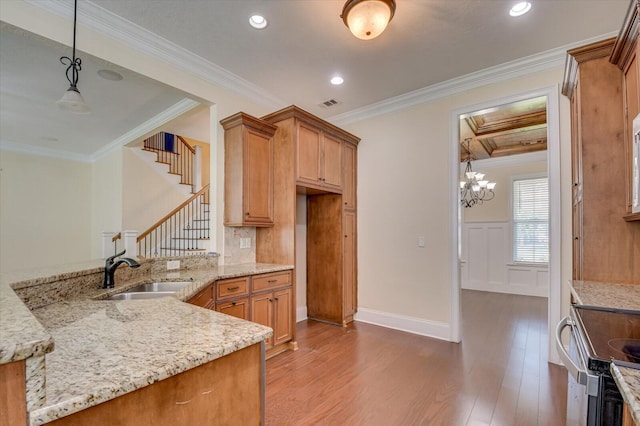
[509,2,531,17]
[249,15,268,29]
[330,76,344,85]
[97,69,123,81]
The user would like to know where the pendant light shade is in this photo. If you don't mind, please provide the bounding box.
[57,0,90,114]
[57,86,90,114]
[341,0,396,40]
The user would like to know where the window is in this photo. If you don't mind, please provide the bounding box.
[512,176,549,264]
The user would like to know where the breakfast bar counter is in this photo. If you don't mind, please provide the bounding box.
[0,256,292,425]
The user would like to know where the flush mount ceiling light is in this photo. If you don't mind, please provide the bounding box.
[341,0,396,40]
[249,15,268,29]
[330,76,344,85]
[57,0,90,114]
[509,2,532,17]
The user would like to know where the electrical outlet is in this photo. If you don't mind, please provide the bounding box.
[240,238,252,249]
[167,260,180,270]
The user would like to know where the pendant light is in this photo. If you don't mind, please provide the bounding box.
[341,0,396,40]
[57,0,90,114]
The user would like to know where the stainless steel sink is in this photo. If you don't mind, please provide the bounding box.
[107,291,177,300]
[124,281,193,293]
[105,281,193,300]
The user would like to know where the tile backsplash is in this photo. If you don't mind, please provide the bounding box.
[223,227,256,264]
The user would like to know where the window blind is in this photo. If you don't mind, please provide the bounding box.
[513,177,549,263]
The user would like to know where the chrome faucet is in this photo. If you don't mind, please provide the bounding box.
[103,250,140,289]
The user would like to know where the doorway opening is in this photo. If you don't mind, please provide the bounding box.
[449,86,562,365]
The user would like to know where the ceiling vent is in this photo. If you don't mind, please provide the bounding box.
[320,99,341,108]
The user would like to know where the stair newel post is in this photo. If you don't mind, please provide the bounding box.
[194,145,202,193]
[101,232,117,259]
[123,230,138,258]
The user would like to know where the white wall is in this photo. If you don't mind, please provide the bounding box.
[296,195,308,322]
[0,151,92,272]
[343,68,572,340]
[91,148,123,259]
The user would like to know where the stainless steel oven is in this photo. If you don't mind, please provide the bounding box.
[556,305,640,426]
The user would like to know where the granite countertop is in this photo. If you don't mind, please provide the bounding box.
[569,280,640,311]
[0,260,293,425]
[612,365,640,425]
[569,280,640,425]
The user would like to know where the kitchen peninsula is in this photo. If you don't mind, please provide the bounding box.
[0,255,292,425]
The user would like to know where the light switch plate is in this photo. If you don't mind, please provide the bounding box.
[167,260,180,270]
[418,236,426,248]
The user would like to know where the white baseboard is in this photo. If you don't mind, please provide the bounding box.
[354,308,451,341]
[462,281,548,298]
[296,306,308,323]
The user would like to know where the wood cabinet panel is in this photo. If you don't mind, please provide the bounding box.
[216,297,250,321]
[343,142,357,210]
[49,343,263,426]
[343,210,357,320]
[296,123,321,186]
[0,360,26,426]
[216,276,249,299]
[322,134,343,190]
[221,112,276,227]
[273,288,293,346]
[251,292,273,347]
[187,283,214,309]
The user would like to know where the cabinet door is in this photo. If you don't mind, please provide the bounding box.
[187,284,215,309]
[251,292,273,347]
[216,297,250,320]
[321,134,343,190]
[272,288,292,346]
[296,123,321,186]
[244,129,273,225]
[343,211,356,318]
[343,142,357,209]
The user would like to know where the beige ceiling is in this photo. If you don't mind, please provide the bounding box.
[0,0,631,157]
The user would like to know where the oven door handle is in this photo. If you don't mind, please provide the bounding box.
[555,316,599,396]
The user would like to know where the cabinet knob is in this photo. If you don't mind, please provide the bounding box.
[269,298,273,302]
[231,301,237,306]
[274,297,279,301]
[574,237,579,241]
[245,212,250,216]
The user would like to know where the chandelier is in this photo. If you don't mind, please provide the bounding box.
[460,138,496,208]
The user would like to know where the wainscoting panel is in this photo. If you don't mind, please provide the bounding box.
[461,222,548,298]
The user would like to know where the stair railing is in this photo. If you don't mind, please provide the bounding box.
[137,184,210,258]
[143,132,197,191]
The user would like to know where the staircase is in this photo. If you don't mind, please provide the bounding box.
[136,132,210,258]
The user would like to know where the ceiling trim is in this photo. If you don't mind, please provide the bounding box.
[0,139,93,163]
[24,0,287,110]
[90,98,201,162]
[329,32,618,126]
[458,150,547,171]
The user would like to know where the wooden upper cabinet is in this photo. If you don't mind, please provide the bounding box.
[296,122,343,191]
[221,112,277,227]
[343,142,357,210]
[610,0,639,220]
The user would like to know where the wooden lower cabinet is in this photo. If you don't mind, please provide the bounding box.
[251,287,292,350]
[0,360,26,426]
[48,343,264,426]
[216,297,250,320]
[186,282,214,309]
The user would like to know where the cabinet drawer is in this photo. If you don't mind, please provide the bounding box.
[187,283,214,309]
[252,271,292,292]
[217,277,249,299]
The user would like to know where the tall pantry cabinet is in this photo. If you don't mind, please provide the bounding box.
[259,106,360,326]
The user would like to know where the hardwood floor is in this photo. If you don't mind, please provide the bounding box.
[265,290,567,425]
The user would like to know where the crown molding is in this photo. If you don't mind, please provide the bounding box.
[329,32,618,126]
[90,98,200,161]
[0,140,93,163]
[24,0,286,110]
